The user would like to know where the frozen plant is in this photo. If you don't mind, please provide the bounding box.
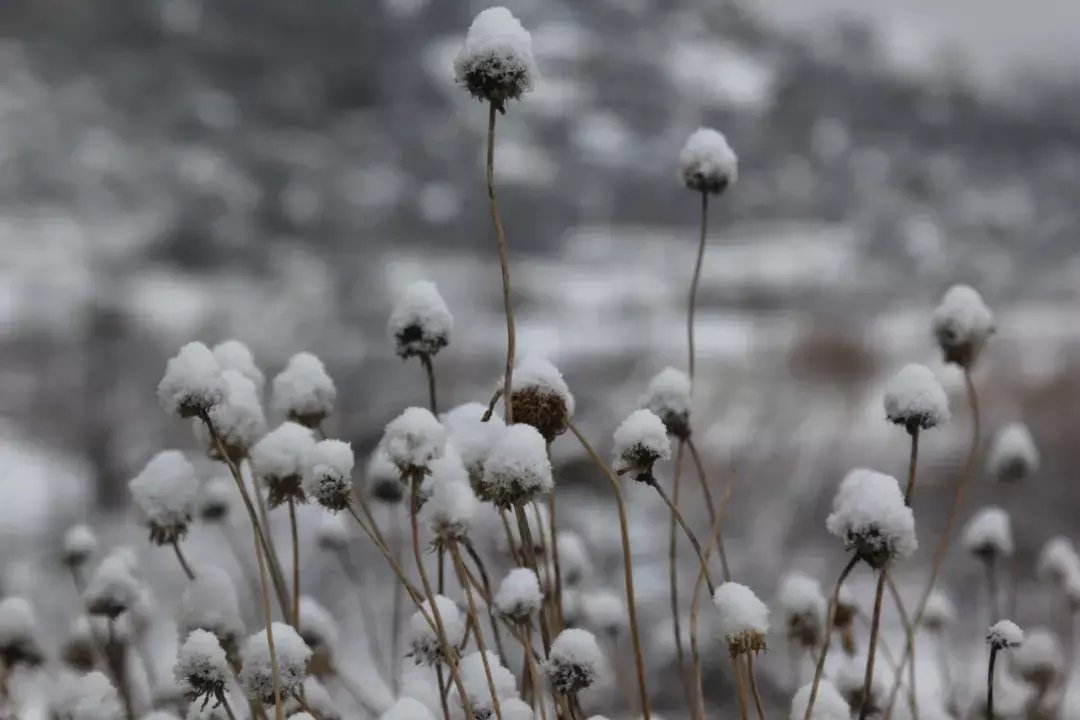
[379,697,436,720]
[494,567,543,623]
[186,693,244,720]
[84,552,144,619]
[457,650,517,719]
[641,367,692,439]
[778,571,827,649]
[713,582,769,656]
[986,422,1040,483]
[212,339,265,391]
[239,621,312,705]
[302,438,355,511]
[174,629,229,704]
[545,628,604,695]
[679,128,738,195]
[198,477,234,522]
[479,423,553,509]
[421,474,478,547]
[498,698,534,720]
[284,677,340,720]
[826,468,917,568]
[454,6,538,111]
[834,653,887,716]
[249,421,317,507]
[507,357,574,442]
[961,506,1014,562]
[930,285,994,368]
[193,370,267,461]
[409,595,465,666]
[271,352,337,428]
[612,409,672,483]
[443,402,507,494]
[389,280,453,360]
[179,566,245,647]
[0,596,44,667]
[62,523,98,569]
[582,589,626,638]
[1036,536,1080,588]
[790,680,850,720]
[129,449,199,545]
[986,620,1023,650]
[52,670,124,720]
[882,363,950,433]
[380,407,447,480]
[158,341,227,419]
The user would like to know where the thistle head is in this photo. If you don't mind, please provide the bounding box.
[0,596,44,668]
[239,622,312,705]
[507,357,574,442]
[825,468,917,569]
[678,128,738,195]
[454,6,538,112]
[158,341,227,419]
[494,567,543,624]
[778,571,826,649]
[987,620,1024,651]
[545,628,604,695]
[302,438,355,512]
[129,449,199,545]
[961,506,1014,563]
[479,423,553,509]
[931,284,994,368]
[987,422,1039,483]
[388,280,453,360]
[61,523,98,570]
[250,421,317,508]
[882,363,949,434]
[442,402,507,497]
[408,595,465,667]
[713,582,769,657]
[380,407,447,482]
[271,352,337,429]
[174,629,230,705]
[211,339,265,391]
[612,409,671,483]
[193,369,267,462]
[640,367,692,439]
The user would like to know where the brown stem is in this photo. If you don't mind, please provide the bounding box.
[514,503,553,655]
[390,510,405,695]
[288,497,301,629]
[669,441,692,706]
[567,420,651,720]
[987,646,998,720]
[251,463,291,615]
[221,695,240,720]
[746,653,767,720]
[687,190,709,382]
[482,388,503,423]
[687,438,731,581]
[451,541,505,720]
[802,555,860,720]
[345,504,429,616]
[732,654,749,720]
[858,569,889,720]
[649,477,715,594]
[463,539,509,662]
[904,428,920,504]
[170,539,196,581]
[486,100,515,424]
[885,577,918,719]
[546,489,565,632]
[420,353,439,416]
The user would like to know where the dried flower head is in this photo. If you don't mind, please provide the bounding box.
[239,622,312,705]
[612,409,671,483]
[366,449,404,504]
[302,439,355,511]
[457,650,517,720]
[421,475,478,547]
[250,421,317,507]
[129,450,199,545]
[84,552,144,619]
[198,478,233,522]
[987,422,1039,483]
[175,629,230,704]
[194,370,267,461]
[713,582,769,657]
[272,352,337,428]
[826,468,917,568]
[679,128,738,195]
[454,6,538,111]
[790,679,850,720]
[159,341,227,419]
[494,567,543,623]
[179,566,245,647]
[641,367,692,439]
[778,571,827,649]
[408,595,465,666]
[835,653,887,716]
[508,357,574,442]
[987,620,1023,651]
[545,628,604,695]
[882,363,950,433]
[298,596,339,660]
[381,407,447,481]
[480,423,553,508]
[961,506,1014,562]
[1037,536,1080,589]
[931,284,994,368]
[554,531,591,587]
[62,523,98,569]
[0,596,44,667]
[443,402,507,494]
[582,589,626,638]
[389,280,453,359]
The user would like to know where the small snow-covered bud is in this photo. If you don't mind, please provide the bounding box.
[554,531,591,586]
[454,6,538,111]
[179,566,245,646]
[315,511,350,552]
[159,341,227,419]
[713,582,769,657]
[825,468,917,568]
[1013,627,1063,688]
[0,596,44,667]
[421,476,478,545]
[546,628,604,694]
[272,352,337,428]
[931,285,994,368]
[480,424,553,508]
[175,629,229,702]
[679,128,738,195]
[298,596,339,658]
[987,423,1039,483]
[62,523,98,568]
[250,421,317,507]
[389,280,453,359]
[641,367,692,439]
[508,357,574,442]
[961,506,1014,561]
[408,595,465,666]
[198,477,234,522]
[381,407,447,480]
[612,409,671,483]
[303,439,355,511]
[52,670,124,720]
[212,339,265,391]
[129,450,199,545]
[457,651,517,719]
[85,553,144,619]
[789,680,850,720]
[778,571,826,648]
[882,364,950,433]
[379,697,436,720]
[239,622,312,705]
[582,589,626,638]
[987,620,1023,650]
[495,567,543,622]
[367,449,405,504]
[443,402,507,494]
[499,698,534,720]
[921,590,956,633]
[195,370,267,461]
[1037,536,1080,588]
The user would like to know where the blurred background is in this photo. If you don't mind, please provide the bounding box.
[2,0,1080,715]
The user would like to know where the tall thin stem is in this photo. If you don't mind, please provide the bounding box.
[567,420,651,720]
[546,490,565,632]
[987,647,998,720]
[513,503,553,654]
[220,695,239,720]
[390,510,405,695]
[731,654,749,720]
[802,555,860,720]
[170,539,196,580]
[904,429,920,504]
[649,478,715,594]
[251,466,291,616]
[486,100,515,423]
[420,353,439,416]
[451,541,505,720]
[288,497,301,629]
[687,190,709,382]
[746,653,767,720]
[669,440,691,705]
[858,569,889,720]
[687,438,731,581]
[463,539,509,662]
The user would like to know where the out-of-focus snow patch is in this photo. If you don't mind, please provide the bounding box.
[126,271,216,339]
[0,425,90,534]
[571,112,633,166]
[490,141,558,186]
[665,41,775,112]
[530,22,594,62]
[525,77,593,119]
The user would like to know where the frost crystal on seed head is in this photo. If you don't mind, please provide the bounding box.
[931,284,994,368]
[987,620,1024,650]
[778,571,826,648]
[640,367,692,439]
[367,449,405,504]
[381,407,447,479]
[239,622,312,705]
[495,567,543,622]
[179,566,245,646]
[454,6,538,111]
[52,670,123,720]
[250,421,317,507]
[389,280,453,359]
[302,439,355,511]
[443,402,507,494]
[480,423,554,508]
[826,468,917,568]
[175,629,229,703]
[612,409,671,483]
[789,679,850,720]
[883,363,950,433]
[0,596,44,667]
[62,523,98,568]
[713,582,769,656]
[272,352,337,428]
[85,553,144,619]
[961,506,1014,561]
[129,450,199,545]
[379,697,436,720]
[212,339,265,391]
[194,369,268,462]
[679,128,738,195]
[159,341,227,419]
[508,357,574,441]
[408,595,465,666]
[546,628,604,694]
[987,422,1039,483]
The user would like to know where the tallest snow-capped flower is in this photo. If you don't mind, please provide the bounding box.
[679,128,738,196]
[454,6,538,112]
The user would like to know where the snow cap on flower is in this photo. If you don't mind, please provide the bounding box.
[421,474,478,545]
[62,523,98,568]
[239,622,312,704]
[381,407,447,478]
[987,620,1023,650]
[316,511,350,551]
[409,595,465,666]
[52,670,123,720]
[921,590,956,633]
[826,468,917,568]
[641,367,692,439]
[778,571,827,648]
[508,357,574,442]
[961,506,1014,560]
[212,339,265,391]
[1013,627,1063,687]
[367,449,405,504]
[554,531,591,586]
[0,596,44,667]
[480,423,553,508]
[546,628,604,695]
[987,423,1039,483]
[679,128,738,195]
[454,6,538,110]
[789,680,850,720]
[159,341,227,419]
[713,582,769,656]
[389,280,453,359]
[582,589,626,638]
[495,567,543,622]
[457,650,517,718]
[250,421,317,507]
[129,450,199,545]
[198,477,234,522]
[883,363,950,432]
[302,439,355,511]
[194,369,267,461]
[931,285,994,367]
[85,552,144,619]
[443,402,507,492]
[175,629,229,702]
[1037,536,1080,588]
[272,352,337,428]
[612,409,671,482]
[379,697,436,720]
[179,566,245,645]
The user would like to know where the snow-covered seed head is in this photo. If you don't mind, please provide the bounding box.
[159,341,227,419]
[443,402,507,495]
[298,596,339,662]
[175,629,229,704]
[271,352,337,429]
[0,596,44,667]
[582,589,626,639]
[882,364,950,433]
[315,511,351,552]
[198,478,234,522]
[641,367,693,439]
[239,622,312,705]
[920,590,956,633]
[545,628,604,695]
[480,423,553,509]
[789,680,850,720]
[612,409,671,483]
[961,506,1014,562]
[457,650,517,719]
[302,439,355,512]
[454,6,538,111]
[52,670,124,720]
[825,468,917,568]
[367,449,404,504]
[62,523,98,569]
[987,620,1023,651]
[930,284,994,368]
[494,567,543,623]
[508,357,574,442]
[381,407,447,481]
[1013,627,1063,689]
[389,280,453,360]
[554,531,591,587]
[421,475,478,547]
[379,697,436,720]
[179,566,245,647]
[250,422,317,508]
[129,449,199,545]
[987,422,1039,483]
[84,552,144,619]
[679,128,738,195]
[212,339,265,392]
[713,582,769,657]
[408,595,465,666]
[194,370,267,462]
[1036,536,1080,589]
[778,571,827,649]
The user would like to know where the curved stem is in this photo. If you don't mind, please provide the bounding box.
[345,504,430,620]
[420,353,439,416]
[170,539,196,581]
[802,555,860,720]
[858,569,889,720]
[567,420,651,720]
[687,438,731,580]
[486,100,515,424]
[687,190,709,382]
[746,653,767,720]
[669,441,692,706]
[987,647,998,720]
[288,497,301,629]
[450,541,505,720]
[649,478,715,594]
[251,466,291,615]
